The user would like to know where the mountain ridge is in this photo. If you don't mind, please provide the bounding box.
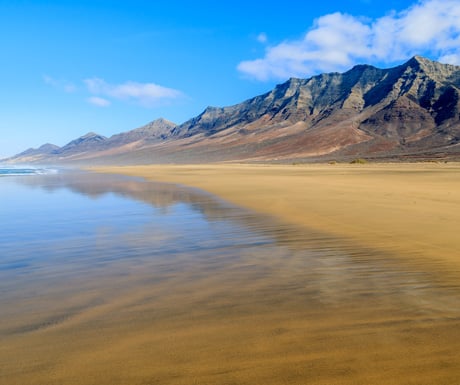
[4,56,460,164]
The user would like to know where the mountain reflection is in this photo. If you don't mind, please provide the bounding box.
[11,172,457,308]
[15,171,239,220]
[3,170,460,385]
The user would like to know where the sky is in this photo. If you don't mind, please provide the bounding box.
[1,0,460,158]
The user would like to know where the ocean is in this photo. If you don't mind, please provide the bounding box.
[0,166,58,176]
[1,170,460,384]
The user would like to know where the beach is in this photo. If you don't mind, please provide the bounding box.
[93,162,460,269]
[2,166,460,385]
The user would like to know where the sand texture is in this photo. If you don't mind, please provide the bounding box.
[3,164,460,385]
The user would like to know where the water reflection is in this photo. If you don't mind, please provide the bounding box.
[1,171,460,385]
[4,171,460,311]
[15,170,242,218]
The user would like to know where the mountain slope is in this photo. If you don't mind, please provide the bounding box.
[105,118,177,146]
[8,143,60,163]
[4,56,460,164]
[4,118,177,164]
[174,56,459,154]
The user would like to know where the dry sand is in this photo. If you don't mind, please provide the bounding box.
[94,162,460,268]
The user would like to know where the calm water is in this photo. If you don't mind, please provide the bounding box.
[1,171,460,385]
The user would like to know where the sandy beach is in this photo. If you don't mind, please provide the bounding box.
[94,162,460,268]
[3,165,460,385]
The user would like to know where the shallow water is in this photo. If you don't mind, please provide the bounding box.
[1,171,460,384]
[0,166,57,176]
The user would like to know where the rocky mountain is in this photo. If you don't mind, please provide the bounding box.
[4,56,460,164]
[58,132,108,155]
[162,55,460,162]
[104,118,177,146]
[13,143,60,160]
[5,118,177,164]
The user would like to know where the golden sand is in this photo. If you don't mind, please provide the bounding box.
[2,163,460,385]
[94,162,460,267]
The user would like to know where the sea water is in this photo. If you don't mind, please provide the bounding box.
[0,166,58,176]
[1,171,460,384]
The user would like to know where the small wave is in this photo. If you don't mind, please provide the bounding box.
[0,167,59,176]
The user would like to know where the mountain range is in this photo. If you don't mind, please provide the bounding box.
[4,56,460,164]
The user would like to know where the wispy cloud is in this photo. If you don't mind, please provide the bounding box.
[256,33,268,44]
[87,96,111,107]
[84,78,184,107]
[43,75,76,93]
[238,0,460,81]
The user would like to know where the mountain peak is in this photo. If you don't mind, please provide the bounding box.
[403,55,460,78]
[105,117,177,146]
[405,55,433,69]
[145,117,176,127]
[348,63,377,73]
[38,143,59,151]
[411,55,431,63]
[56,132,108,155]
[80,132,105,139]
[141,118,176,130]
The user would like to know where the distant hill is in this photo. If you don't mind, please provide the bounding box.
[5,118,177,164]
[12,143,60,160]
[4,56,460,164]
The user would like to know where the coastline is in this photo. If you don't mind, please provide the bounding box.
[3,164,460,384]
[92,162,460,268]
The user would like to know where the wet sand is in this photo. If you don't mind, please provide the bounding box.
[3,167,460,385]
[94,162,460,267]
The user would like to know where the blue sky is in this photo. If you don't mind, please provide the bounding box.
[1,0,460,158]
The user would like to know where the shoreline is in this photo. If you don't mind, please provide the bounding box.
[4,163,460,384]
[92,162,460,268]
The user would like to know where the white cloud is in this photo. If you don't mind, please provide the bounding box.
[238,0,460,81]
[257,33,268,43]
[84,78,184,107]
[43,75,76,93]
[87,96,111,107]
[438,54,460,66]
